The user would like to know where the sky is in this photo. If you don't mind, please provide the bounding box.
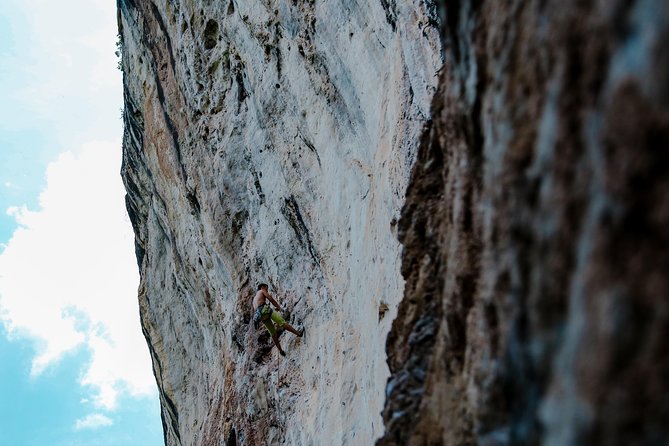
[0,0,163,444]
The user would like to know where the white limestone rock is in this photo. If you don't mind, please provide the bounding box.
[118,0,441,444]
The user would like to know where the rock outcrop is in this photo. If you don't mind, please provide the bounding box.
[117,0,440,445]
[379,1,669,445]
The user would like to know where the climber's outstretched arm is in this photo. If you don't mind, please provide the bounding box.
[263,290,282,310]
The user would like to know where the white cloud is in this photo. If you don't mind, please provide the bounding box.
[0,141,156,409]
[74,413,113,431]
[0,0,122,145]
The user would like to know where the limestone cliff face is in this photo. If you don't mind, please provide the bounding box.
[379,1,669,445]
[118,0,440,445]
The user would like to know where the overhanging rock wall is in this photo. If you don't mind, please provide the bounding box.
[118,0,441,445]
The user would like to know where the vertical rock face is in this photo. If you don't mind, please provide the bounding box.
[380,1,669,445]
[118,0,440,445]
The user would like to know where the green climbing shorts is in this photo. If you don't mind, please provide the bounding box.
[260,304,286,336]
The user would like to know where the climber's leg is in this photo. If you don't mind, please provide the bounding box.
[263,318,286,355]
[270,310,303,337]
[271,333,286,356]
[262,318,277,337]
[282,323,304,337]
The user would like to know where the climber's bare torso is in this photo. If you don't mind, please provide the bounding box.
[253,288,279,310]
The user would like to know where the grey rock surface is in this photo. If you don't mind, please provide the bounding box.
[118,0,441,445]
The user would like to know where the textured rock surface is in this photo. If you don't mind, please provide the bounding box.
[380,1,669,445]
[117,0,440,445]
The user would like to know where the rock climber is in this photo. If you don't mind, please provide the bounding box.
[252,283,303,356]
